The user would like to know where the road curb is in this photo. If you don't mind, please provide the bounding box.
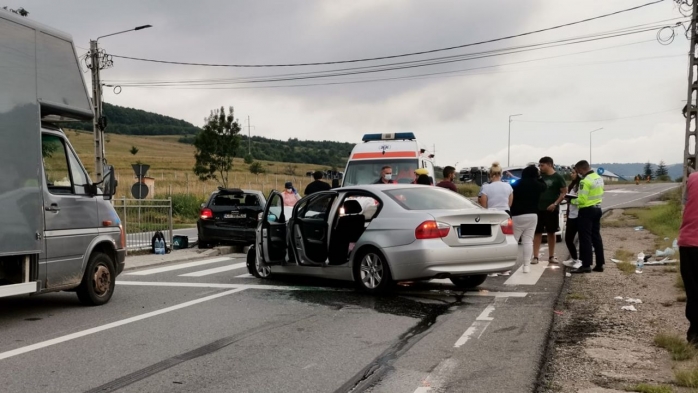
[123,247,246,272]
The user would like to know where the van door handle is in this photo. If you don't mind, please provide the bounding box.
[45,204,60,213]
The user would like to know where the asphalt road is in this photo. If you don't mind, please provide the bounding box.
[0,183,676,392]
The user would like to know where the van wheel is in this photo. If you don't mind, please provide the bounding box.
[76,252,116,306]
[450,274,487,289]
[247,247,271,278]
[353,248,393,294]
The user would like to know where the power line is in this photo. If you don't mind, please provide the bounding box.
[513,108,680,123]
[108,0,665,68]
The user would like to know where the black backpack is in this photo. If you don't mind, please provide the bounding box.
[151,231,168,254]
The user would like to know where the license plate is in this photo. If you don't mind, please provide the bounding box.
[224,213,245,219]
[459,224,491,237]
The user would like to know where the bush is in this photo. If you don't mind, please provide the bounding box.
[167,193,206,220]
[250,162,265,175]
[244,154,254,164]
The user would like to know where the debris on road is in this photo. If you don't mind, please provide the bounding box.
[621,305,637,312]
[566,272,572,277]
[633,226,644,231]
[614,296,623,300]
[625,298,642,304]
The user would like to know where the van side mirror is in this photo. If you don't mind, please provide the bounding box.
[101,165,117,200]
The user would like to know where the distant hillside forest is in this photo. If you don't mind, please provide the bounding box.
[71,102,201,136]
[179,135,354,167]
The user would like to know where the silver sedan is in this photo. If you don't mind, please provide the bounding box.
[247,185,517,293]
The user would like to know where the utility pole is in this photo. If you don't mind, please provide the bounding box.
[683,0,698,196]
[433,144,436,166]
[508,114,522,167]
[589,127,604,167]
[247,115,252,156]
[89,39,105,182]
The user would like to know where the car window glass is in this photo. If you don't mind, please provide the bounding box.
[343,158,419,186]
[342,195,381,220]
[66,145,89,195]
[299,194,334,219]
[42,134,73,195]
[384,187,476,210]
[267,193,283,222]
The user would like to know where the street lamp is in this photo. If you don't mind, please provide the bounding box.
[589,127,604,167]
[508,114,522,167]
[90,24,152,182]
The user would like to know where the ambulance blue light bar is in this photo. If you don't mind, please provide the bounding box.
[362,132,416,142]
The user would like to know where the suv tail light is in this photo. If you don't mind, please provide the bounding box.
[415,221,450,239]
[200,208,213,220]
[500,218,514,235]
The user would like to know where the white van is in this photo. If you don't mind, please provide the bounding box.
[342,133,435,186]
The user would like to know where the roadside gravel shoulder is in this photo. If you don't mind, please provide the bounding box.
[539,212,690,393]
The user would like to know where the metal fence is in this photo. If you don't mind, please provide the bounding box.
[114,198,173,251]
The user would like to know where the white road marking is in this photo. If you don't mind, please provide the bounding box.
[504,259,549,286]
[179,262,247,277]
[125,257,232,276]
[414,387,431,393]
[235,273,253,278]
[0,288,246,361]
[454,304,496,348]
[604,185,679,209]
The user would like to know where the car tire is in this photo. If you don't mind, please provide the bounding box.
[247,246,272,279]
[76,252,116,306]
[353,248,393,294]
[450,274,487,289]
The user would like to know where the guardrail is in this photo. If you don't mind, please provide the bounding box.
[114,198,173,251]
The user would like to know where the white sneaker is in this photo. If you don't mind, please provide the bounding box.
[531,257,539,265]
[549,256,560,264]
[563,259,582,269]
[523,263,531,273]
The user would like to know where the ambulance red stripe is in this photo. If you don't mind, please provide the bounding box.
[351,151,418,159]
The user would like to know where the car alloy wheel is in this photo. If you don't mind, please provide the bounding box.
[360,252,384,289]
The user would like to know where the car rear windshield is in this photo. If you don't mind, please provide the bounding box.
[383,188,477,210]
[211,193,262,208]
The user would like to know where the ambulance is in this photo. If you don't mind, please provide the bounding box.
[342,133,436,187]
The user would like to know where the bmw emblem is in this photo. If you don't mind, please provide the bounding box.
[475,216,480,223]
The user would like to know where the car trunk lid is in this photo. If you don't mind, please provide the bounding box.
[429,209,509,247]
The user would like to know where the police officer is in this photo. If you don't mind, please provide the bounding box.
[570,160,605,274]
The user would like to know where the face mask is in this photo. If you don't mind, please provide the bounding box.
[286,188,293,192]
[384,174,392,181]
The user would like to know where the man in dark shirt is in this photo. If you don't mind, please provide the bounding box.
[533,156,568,265]
[436,166,458,192]
[304,171,331,196]
[374,166,395,184]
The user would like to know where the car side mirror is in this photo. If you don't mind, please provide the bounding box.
[101,165,117,200]
[267,214,277,222]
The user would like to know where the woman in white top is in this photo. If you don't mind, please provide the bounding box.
[563,169,581,268]
[479,162,513,212]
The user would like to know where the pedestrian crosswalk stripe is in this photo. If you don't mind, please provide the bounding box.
[126,257,232,276]
[179,262,247,277]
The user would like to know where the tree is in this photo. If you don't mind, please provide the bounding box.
[655,160,668,178]
[2,6,29,16]
[129,146,139,156]
[193,106,241,188]
[249,162,265,175]
[643,162,654,180]
[284,164,298,176]
[243,154,253,165]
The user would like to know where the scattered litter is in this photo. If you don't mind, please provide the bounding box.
[633,226,644,231]
[664,237,670,241]
[673,239,679,249]
[554,310,564,315]
[501,271,511,276]
[565,272,572,277]
[488,273,500,277]
[636,252,645,274]
[644,258,678,266]
[621,305,637,312]
[614,296,624,300]
[625,298,643,304]
[611,258,622,263]
[655,247,676,257]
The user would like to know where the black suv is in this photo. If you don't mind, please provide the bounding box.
[197,188,266,248]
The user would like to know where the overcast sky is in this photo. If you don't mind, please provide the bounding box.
[5,0,692,168]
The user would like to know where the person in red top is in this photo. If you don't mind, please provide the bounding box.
[680,166,698,345]
[436,166,458,192]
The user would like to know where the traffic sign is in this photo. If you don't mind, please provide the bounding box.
[131,182,149,199]
[597,167,605,175]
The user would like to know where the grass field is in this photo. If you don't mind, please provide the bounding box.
[65,130,332,199]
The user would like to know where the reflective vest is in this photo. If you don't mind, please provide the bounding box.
[574,172,604,208]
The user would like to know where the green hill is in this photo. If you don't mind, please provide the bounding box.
[74,102,354,167]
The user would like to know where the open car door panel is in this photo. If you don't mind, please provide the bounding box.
[261,191,287,264]
[292,191,337,266]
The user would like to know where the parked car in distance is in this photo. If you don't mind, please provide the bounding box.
[197,188,266,248]
[247,185,518,293]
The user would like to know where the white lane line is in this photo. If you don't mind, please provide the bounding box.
[179,262,247,277]
[125,257,232,276]
[504,259,549,286]
[454,304,496,348]
[604,185,679,209]
[0,288,246,361]
[235,273,253,278]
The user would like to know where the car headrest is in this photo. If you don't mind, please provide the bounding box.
[244,195,258,206]
[343,200,363,215]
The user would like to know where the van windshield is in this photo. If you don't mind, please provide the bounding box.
[343,159,419,186]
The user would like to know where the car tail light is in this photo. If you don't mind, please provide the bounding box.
[118,224,126,249]
[415,221,450,239]
[500,218,514,235]
[200,208,213,220]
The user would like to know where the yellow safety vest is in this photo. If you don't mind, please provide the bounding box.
[574,172,604,208]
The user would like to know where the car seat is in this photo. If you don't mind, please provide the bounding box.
[328,200,366,265]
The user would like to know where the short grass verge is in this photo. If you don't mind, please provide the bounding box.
[654,333,695,361]
[617,262,637,274]
[625,383,673,393]
[567,293,586,300]
[675,366,698,388]
[676,275,685,291]
[614,249,636,262]
[677,294,687,303]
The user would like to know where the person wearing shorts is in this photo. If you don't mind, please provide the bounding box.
[532,156,567,264]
